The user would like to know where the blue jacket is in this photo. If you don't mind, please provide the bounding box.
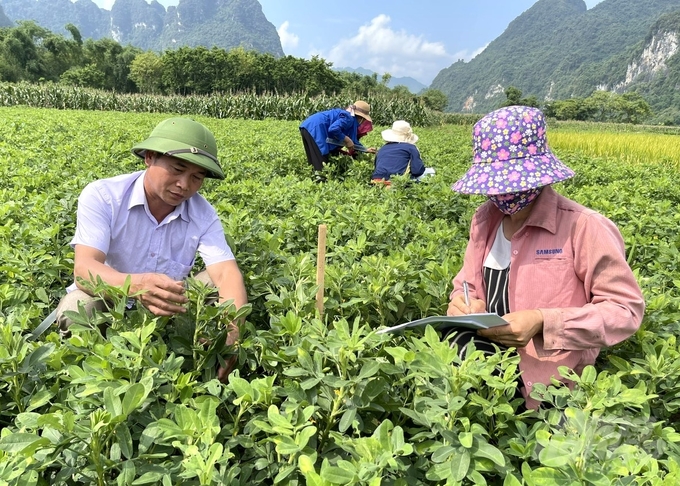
[372,142,425,180]
[300,108,359,156]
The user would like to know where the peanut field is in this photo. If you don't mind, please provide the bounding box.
[1,106,680,485]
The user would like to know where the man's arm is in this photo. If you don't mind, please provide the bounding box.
[205,259,248,340]
[205,259,248,381]
[73,244,188,315]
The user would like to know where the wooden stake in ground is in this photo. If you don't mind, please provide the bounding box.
[315,224,327,318]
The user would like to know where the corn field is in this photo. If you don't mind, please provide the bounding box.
[0,82,453,127]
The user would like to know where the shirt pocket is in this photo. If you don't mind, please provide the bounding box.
[163,259,193,281]
[523,258,578,308]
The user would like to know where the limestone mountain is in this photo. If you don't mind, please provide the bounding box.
[430,0,680,115]
[0,0,283,56]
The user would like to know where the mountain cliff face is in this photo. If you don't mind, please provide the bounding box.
[0,0,283,56]
[430,0,680,114]
[615,11,680,122]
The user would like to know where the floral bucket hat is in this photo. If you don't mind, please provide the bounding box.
[452,105,574,195]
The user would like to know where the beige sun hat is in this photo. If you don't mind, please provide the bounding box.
[352,100,372,122]
[381,120,418,144]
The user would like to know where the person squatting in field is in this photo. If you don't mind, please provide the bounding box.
[56,117,248,381]
[371,120,427,186]
[299,100,376,182]
[447,105,645,410]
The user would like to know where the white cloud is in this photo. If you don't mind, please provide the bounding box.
[277,21,299,52]
[90,0,116,8]
[324,14,453,84]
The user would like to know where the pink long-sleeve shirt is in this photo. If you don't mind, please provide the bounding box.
[451,186,645,409]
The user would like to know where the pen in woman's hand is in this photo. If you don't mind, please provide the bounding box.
[463,280,470,307]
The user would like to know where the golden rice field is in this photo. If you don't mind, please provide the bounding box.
[549,130,680,166]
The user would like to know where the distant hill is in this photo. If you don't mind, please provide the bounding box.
[0,0,284,56]
[334,66,428,94]
[430,0,680,116]
[0,4,12,27]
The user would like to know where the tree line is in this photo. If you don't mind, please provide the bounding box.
[0,21,448,111]
[501,86,654,125]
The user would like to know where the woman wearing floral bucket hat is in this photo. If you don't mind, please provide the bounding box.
[446,105,644,410]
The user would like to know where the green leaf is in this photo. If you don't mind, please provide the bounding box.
[299,455,324,486]
[0,433,49,454]
[431,445,455,463]
[229,375,254,403]
[503,473,523,486]
[104,387,123,418]
[296,425,318,449]
[473,440,505,466]
[357,361,381,380]
[524,466,569,484]
[122,383,148,416]
[20,344,55,373]
[117,461,136,486]
[459,431,473,448]
[580,365,597,384]
[267,405,294,430]
[338,408,356,433]
[450,450,471,481]
[275,435,300,455]
[321,465,356,485]
[27,389,54,411]
[274,464,296,483]
[116,424,134,459]
[132,471,166,485]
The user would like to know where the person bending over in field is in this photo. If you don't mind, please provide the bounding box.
[329,116,374,159]
[371,120,432,186]
[299,100,376,183]
[447,105,644,409]
[56,117,248,381]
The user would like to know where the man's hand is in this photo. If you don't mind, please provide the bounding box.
[216,322,239,382]
[132,273,188,316]
[344,136,355,150]
[477,309,544,348]
[217,356,237,382]
[447,294,486,316]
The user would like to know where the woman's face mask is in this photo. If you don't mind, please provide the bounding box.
[357,120,373,138]
[488,188,542,215]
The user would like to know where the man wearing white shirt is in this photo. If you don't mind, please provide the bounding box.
[56,117,247,380]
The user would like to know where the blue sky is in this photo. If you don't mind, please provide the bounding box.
[90,0,604,85]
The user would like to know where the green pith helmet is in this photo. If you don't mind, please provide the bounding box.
[131,118,224,179]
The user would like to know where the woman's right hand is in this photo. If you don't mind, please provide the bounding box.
[447,294,486,316]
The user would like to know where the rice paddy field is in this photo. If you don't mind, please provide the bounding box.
[1,105,680,485]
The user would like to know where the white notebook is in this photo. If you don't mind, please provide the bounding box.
[376,314,508,334]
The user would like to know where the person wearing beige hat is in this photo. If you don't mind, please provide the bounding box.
[299,100,376,182]
[371,120,427,184]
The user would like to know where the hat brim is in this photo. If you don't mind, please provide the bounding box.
[353,108,372,122]
[451,151,574,195]
[131,137,225,180]
[381,129,418,144]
